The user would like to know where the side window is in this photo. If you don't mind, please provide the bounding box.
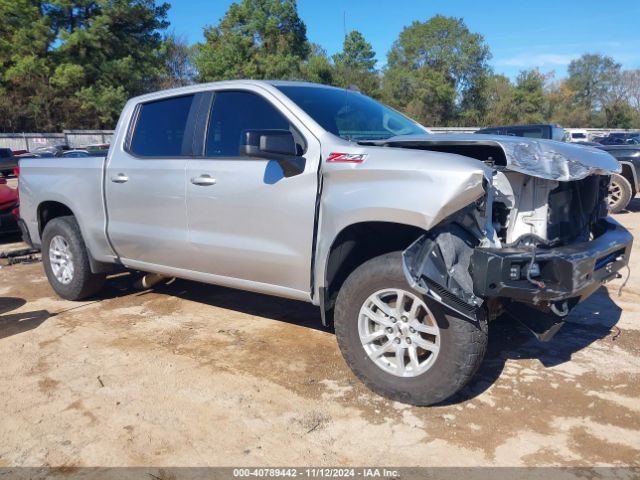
[130,94,195,157]
[506,126,544,138]
[206,91,292,157]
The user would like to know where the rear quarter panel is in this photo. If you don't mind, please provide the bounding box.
[18,157,115,261]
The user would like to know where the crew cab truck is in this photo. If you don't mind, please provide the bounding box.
[18,81,633,406]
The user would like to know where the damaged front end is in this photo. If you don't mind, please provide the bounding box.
[397,136,634,341]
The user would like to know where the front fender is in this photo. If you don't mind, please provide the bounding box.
[313,148,491,301]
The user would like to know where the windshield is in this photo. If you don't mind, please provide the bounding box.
[276,85,426,140]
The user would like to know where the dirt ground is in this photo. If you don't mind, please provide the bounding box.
[1,190,639,468]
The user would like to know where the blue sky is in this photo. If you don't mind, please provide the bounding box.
[167,0,640,80]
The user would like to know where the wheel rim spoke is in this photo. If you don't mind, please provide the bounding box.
[370,296,393,317]
[407,297,420,319]
[412,321,439,336]
[370,340,394,360]
[361,306,393,328]
[413,336,439,354]
[395,344,406,375]
[361,329,387,345]
[395,290,405,316]
[408,345,420,371]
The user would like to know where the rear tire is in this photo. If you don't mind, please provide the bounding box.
[42,216,105,300]
[334,251,488,406]
[608,173,633,213]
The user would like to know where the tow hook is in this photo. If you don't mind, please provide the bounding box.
[550,301,569,317]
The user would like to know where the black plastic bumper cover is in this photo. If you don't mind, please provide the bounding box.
[0,211,18,233]
[470,218,633,304]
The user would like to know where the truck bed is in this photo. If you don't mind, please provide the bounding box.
[18,156,115,263]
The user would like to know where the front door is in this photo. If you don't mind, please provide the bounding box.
[185,89,320,296]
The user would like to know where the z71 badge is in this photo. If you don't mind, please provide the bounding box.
[326,152,368,163]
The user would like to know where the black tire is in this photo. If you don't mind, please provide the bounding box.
[334,251,488,406]
[608,173,633,214]
[42,216,106,300]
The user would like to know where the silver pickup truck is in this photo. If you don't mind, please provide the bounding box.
[18,81,632,406]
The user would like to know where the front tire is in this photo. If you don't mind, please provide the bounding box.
[608,173,633,213]
[42,216,105,300]
[334,251,488,406]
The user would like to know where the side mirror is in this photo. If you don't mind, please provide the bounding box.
[240,129,305,177]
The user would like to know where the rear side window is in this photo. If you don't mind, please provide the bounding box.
[475,128,500,135]
[130,94,195,157]
[0,148,12,158]
[505,126,545,138]
[206,91,291,157]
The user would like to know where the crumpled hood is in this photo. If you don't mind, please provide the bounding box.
[374,133,620,181]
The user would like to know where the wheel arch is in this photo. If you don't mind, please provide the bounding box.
[37,201,75,236]
[619,161,638,195]
[37,201,116,274]
[319,221,427,326]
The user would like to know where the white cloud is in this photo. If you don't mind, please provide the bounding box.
[496,53,577,68]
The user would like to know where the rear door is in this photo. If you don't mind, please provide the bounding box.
[105,93,203,269]
[184,88,320,296]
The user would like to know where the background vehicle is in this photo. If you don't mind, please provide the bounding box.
[32,145,70,157]
[0,148,18,176]
[596,144,640,212]
[0,173,18,234]
[474,123,567,141]
[63,150,91,158]
[597,133,640,145]
[17,81,631,406]
[567,129,589,142]
[86,144,111,156]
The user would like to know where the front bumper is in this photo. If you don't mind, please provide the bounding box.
[470,218,633,304]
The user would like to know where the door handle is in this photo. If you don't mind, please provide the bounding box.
[191,174,217,186]
[111,173,129,183]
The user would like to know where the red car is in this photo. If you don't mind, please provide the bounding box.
[0,167,19,234]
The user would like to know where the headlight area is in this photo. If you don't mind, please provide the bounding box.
[403,198,633,342]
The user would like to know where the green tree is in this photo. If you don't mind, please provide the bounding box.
[156,33,196,90]
[332,30,379,96]
[0,0,170,131]
[513,69,547,124]
[567,53,621,111]
[546,79,589,127]
[333,30,376,71]
[300,43,334,85]
[194,0,309,82]
[382,15,491,126]
[483,74,516,126]
[0,0,57,130]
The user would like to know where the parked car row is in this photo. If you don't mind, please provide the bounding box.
[0,144,109,234]
[594,132,640,145]
[0,144,110,178]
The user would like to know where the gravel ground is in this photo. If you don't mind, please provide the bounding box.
[0,197,639,468]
